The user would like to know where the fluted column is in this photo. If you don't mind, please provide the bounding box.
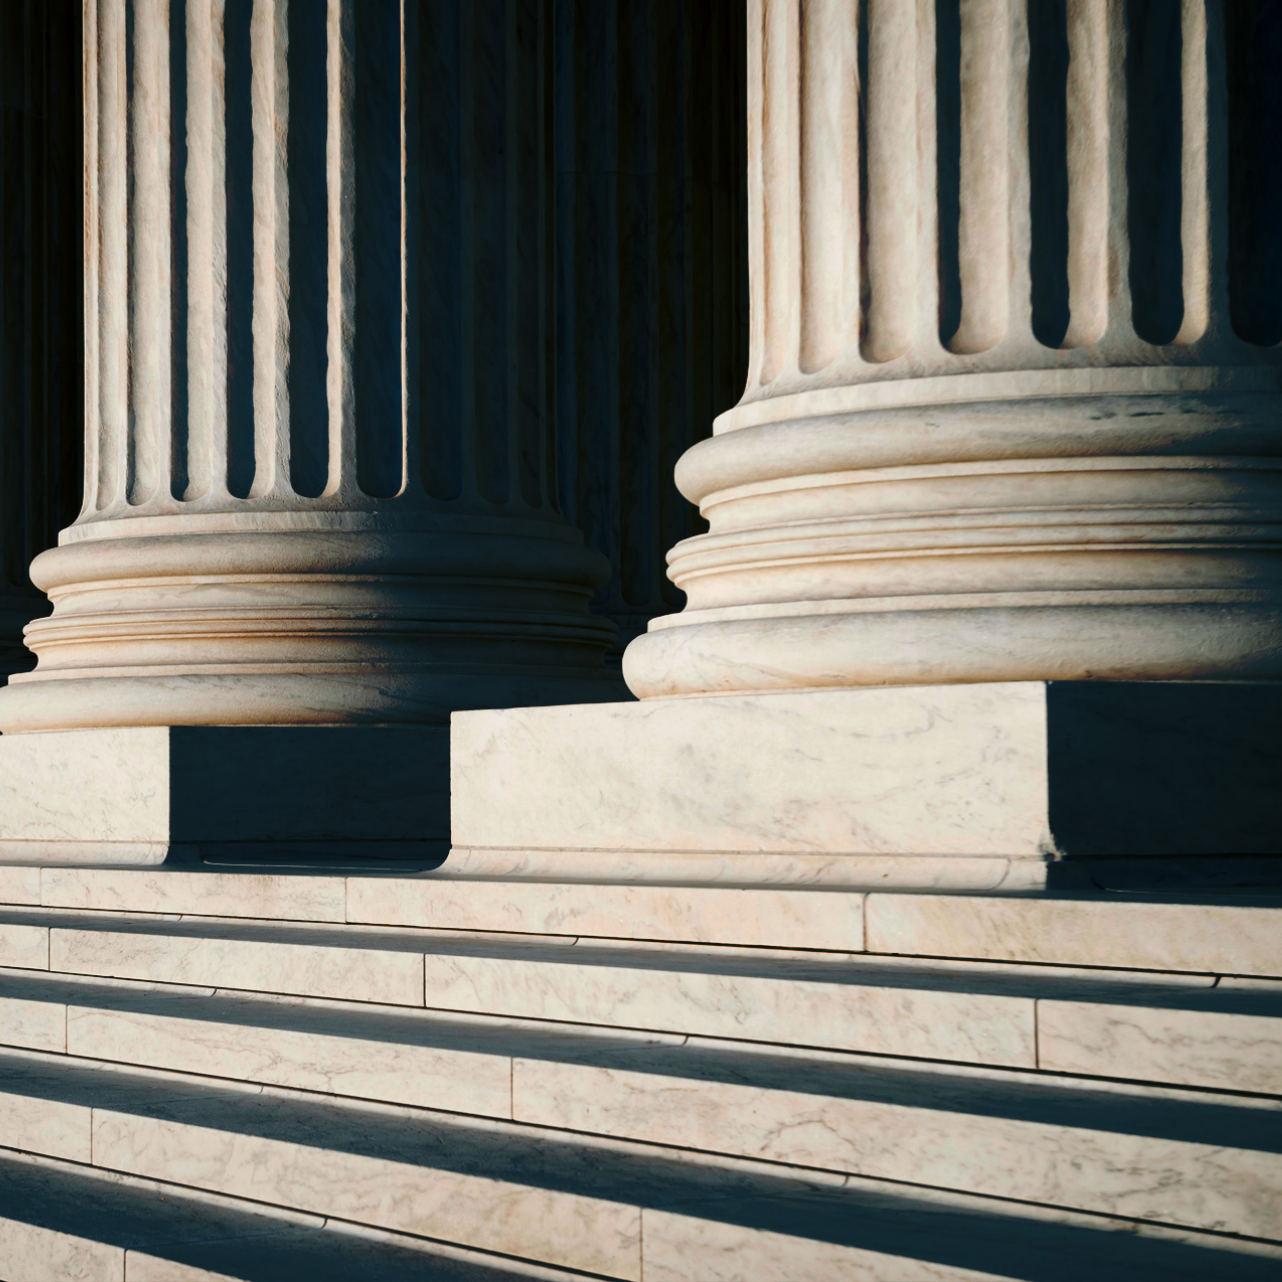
[0,1,82,682]
[0,0,618,733]
[625,0,1282,698]
[552,0,748,661]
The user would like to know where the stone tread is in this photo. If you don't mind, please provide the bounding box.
[0,908,1278,1087]
[0,1050,1274,1282]
[0,973,1278,1239]
[0,1153,540,1281]
[3,866,1280,976]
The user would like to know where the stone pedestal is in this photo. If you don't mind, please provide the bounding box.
[0,724,448,867]
[450,682,1282,891]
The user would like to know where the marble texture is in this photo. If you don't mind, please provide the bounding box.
[452,684,1051,865]
[67,1004,513,1119]
[866,895,1282,978]
[92,1110,642,1281]
[0,921,49,970]
[0,866,40,906]
[0,993,66,1053]
[348,878,865,952]
[49,926,424,1007]
[421,953,1037,1067]
[0,1217,124,1282]
[450,683,1282,886]
[1038,999,1282,1096]
[514,1059,1282,1239]
[0,726,450,864]
[44,868,347,924]
[0,1087,88,1163]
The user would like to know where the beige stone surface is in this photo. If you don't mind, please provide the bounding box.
[1038,1000,1282,1096]
[0,866,40,906]
[0,1089,88,1163]
[0,1216,124,1281]
[0,922,48,970]
[866,895,1282,977]
[0,993,66,1053]
[0,728,169,843]
[67,1005,512,1118]
[422,954,1036,1067]
[514,1059,1282,1239]
[92,1111,642,1280]
[349,877,865,951]
[44,869,347,924]
[50,928,423,1007]
[452,685,1050,860]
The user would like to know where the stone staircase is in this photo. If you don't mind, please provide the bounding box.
[0,864,1277,1280]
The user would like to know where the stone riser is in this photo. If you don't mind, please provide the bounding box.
[5,866,1279,975]
[0,1046,1275,1282]
[0,875,1274,1278]
[0,974,1276,1241]
[0,908,1277,1093]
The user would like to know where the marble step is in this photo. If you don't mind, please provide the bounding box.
[0,972,1277,1239]
[4,865,1280,976]
[0,907,1278,1090]
[0,1049,1275,1282]
[0,1151,551,1281]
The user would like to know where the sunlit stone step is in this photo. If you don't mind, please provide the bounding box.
[0,1050,1274,1282]
[0,909,1279,1087]
[0,973,1276,1239]
[5,867,1279,978]
[0,1152,538,1281]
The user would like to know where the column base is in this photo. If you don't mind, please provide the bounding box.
[449,681,1282,891]
[0,726,450,867]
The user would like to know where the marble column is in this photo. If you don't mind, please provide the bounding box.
[623,0,1282,700]
[0,1,82,682]
[552,0,748,662]
[0,0,619,734]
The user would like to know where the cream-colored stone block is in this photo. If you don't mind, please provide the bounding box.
[515,1060,1282,1239]
[50,928,423,1006]
[0,1088,89,1162]
[0,921,48,970]
[0,1216,124,1281]
[0,993,66,1052]
[67,1006,511,1117]
[0,727,170,843]
[0,866,40,906]
[866,895,1282,978]
[423,955,1035,1067]
[349,878,865,951]
[640,1210,1015,1282]
[452,686,1050,859]
[92,1111,642,1281]
[43,869,347,924]
[1038,1001,1282,1095]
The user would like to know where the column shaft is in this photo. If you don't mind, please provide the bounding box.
[552,0,749,660]
[0,0,619,732]
[625,0,1282,698]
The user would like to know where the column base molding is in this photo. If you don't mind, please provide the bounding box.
[449,681,1282,892]
[0,725,452,868]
